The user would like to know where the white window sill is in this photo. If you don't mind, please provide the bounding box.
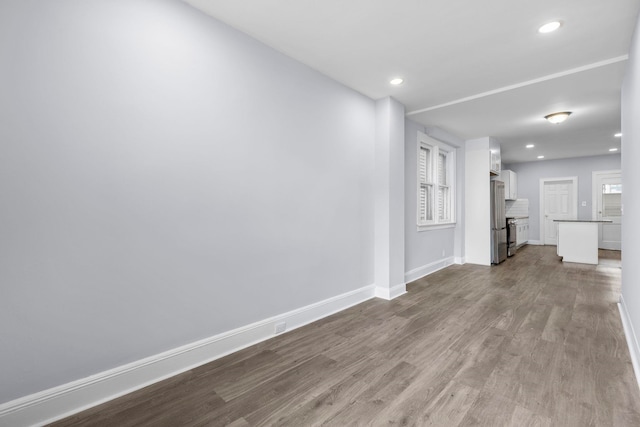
[417,223,456,232]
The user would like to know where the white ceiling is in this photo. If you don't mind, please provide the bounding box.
[183,0,640,163]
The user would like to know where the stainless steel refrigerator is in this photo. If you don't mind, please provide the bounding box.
[490,180,507,264]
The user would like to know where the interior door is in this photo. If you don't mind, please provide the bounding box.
[593,171,622,250]
[543,180,576,245]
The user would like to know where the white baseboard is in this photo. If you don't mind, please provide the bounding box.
[527,240,543,245]
[405,256,455,283]
[0,284,376,427]
[454,256,466,265]
[375,283,407,300]
[618,295,640,391]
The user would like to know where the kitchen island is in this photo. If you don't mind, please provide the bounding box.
[555,220,613,265]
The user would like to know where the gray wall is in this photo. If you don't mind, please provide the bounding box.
[505,154,621,242]
[0,0,376,403]
[622,9,640,367]
[404,119,464,276]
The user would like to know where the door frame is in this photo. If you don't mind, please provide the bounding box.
[592,170,622,218]
[592,169,622,250]
[539,176,578,245]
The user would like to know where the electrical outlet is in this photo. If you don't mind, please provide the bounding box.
[275,321,286,334]
[442,249,445,257]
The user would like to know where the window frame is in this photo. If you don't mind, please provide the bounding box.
[417,132,456,231]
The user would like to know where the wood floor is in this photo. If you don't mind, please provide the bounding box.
[51,245,640,426]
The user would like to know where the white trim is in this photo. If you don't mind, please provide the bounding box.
[375,283,407,300]
[454,256,466,265]
[526,240,544,245]
[0,284,376,427]
[539,176,578,245]
[417,223,456,231]
[405,256,456,283]
[417,222,456,231]
[618,295,640,391]
[407,55,628,115]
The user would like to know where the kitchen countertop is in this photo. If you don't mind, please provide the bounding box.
[554,219,612,223]
[506,216,529,219]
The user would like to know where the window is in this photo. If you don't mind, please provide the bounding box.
[602,184,622,194]
[417,132,456,230]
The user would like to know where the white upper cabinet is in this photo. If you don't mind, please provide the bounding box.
[502,169,517,200]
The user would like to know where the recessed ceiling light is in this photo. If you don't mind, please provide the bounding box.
[390,78,404,85]
[537,155,545,159]
[526,144,535,148]
[544,111,572,124]
[609,148,618,152]
[539,21,562,33]
[615,132,622,137]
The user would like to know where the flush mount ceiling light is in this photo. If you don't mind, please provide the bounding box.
[539,21,562,33]
[544,111,572,124]
[615,132,622,137]
[526,144,535,148]
[537,155,545,159]
[609,148,619,152]
[390,78,404,85]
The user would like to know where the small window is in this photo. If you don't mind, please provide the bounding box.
[417,132,456,230]
[602,184,622,194]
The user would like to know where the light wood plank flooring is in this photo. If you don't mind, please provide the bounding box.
[51,245,640,426]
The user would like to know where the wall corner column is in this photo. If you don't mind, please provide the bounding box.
[374,97,406,300]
